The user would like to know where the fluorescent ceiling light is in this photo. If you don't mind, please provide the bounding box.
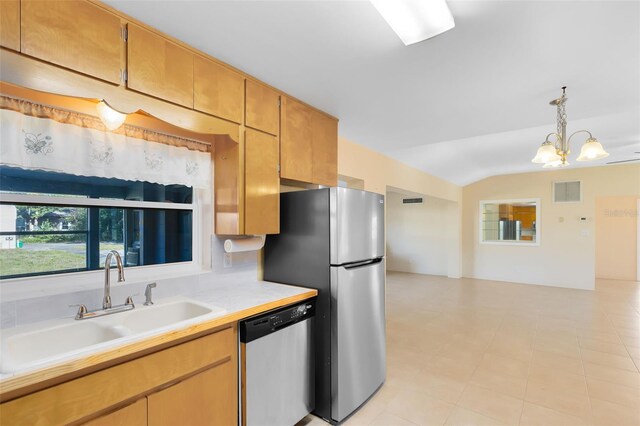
[370,0,455,46]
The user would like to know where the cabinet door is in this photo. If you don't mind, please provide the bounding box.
[84,398,147,426]
[194,56,244,124]
[127,24,193,108]
[20,0,123,84]
[245,79,279,136]
[147,361,236,426]
[281,96,313,183]
[311,111,338,186]
[245,129,280,235]
[214,136,242,235]
[0,0,20,51]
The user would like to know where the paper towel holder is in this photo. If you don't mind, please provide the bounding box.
[223,235,266,253]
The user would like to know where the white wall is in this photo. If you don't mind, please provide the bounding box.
[463,164,640,290]
[386,192,449,276]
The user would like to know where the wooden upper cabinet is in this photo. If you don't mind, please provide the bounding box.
[0,0,20,51]
[214,130,280,236]
[281,96,313,183]
[311,111,338,187]
[245,129,279,235]
[20,0,123,84]
[127,24,194,108]
[245,80,280,136]
[194,56,244,124]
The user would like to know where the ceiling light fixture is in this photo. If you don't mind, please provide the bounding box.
[96,100,127,131]
[532,87,609,167]
[370,0,455,46]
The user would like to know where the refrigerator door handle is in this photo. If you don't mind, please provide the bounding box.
[342,257,383,270]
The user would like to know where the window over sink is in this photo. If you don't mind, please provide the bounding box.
[0,166,194,279]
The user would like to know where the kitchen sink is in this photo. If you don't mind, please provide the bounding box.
[119,300,220,334]
[0,298,227,374]
[0,321,124,373]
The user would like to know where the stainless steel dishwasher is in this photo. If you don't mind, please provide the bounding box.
[239,300,315,426]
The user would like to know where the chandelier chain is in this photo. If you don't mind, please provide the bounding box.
[556,96,567,138]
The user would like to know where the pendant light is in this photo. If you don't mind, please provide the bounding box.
[532,87,609,167]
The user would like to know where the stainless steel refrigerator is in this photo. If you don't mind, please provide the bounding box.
[264,187,386,424]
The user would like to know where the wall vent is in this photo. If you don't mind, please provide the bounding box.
[403,198,423,204]
[553,180,581,203]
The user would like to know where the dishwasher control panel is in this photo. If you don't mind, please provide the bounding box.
[240,299,315,344]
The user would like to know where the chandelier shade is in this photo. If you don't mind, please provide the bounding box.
[532,141,561,164]
[576,138,610,162]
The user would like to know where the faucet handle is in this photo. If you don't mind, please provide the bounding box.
[71,304,88,320]
[125,296,135,307]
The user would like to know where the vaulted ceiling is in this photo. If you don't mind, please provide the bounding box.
[105,0,640,186]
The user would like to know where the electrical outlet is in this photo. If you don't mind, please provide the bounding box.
[223,253,232,268]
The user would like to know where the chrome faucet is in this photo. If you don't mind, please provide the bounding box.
[103,250,125,310]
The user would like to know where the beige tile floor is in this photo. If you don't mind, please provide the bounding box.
[300,272,640,426]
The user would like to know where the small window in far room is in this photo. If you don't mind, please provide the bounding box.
[480,199,540,245]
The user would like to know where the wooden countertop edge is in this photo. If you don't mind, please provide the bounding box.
[0,288,317,401]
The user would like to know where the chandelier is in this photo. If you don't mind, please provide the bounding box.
[532,87,609,168]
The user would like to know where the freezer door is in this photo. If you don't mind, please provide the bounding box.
[330,188,385,265]
[331,259,386,422]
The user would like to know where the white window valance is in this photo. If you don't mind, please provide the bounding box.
[0,108,211,188]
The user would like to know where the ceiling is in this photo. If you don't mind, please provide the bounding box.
[104,0,640,186]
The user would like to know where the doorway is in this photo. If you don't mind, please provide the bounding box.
[385,187,460,278]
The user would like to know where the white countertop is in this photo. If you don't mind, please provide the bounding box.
[0,272,315,382]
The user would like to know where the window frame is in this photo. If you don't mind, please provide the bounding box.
[0,190,204,287]
[479,198,541,246]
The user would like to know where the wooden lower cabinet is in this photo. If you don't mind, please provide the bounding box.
[148,361,235,426]
[84,398,147,426]
[0,325,237,426]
